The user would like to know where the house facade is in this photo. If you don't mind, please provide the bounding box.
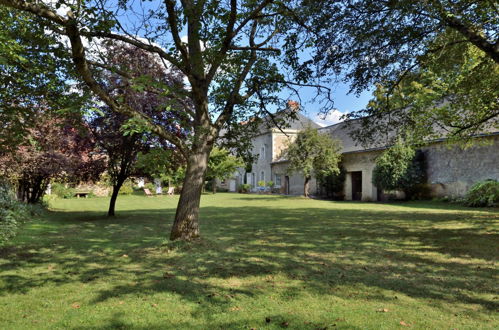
[234,111,499,199]
[233,112,321,194]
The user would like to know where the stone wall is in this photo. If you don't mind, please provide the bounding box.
[271,130,299,161]
[271,161,317,196]
[247,133,273,190]
[422,135,499,197]
[341,151,381,201]
[338,135,499,200]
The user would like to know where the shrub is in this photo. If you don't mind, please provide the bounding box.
[42,194,58,206]
[319,165,346,200]
[144,182,155,192]
[0,182,30,245]
[51,182,76,199]
[118,180,134,195]
[267,181,274,188]
[464,180,499,207]
[372,140,426,199]
[238,184,251,193]
[405,183,432,200]
[257,180,266,187]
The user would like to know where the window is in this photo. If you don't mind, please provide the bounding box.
[274,174,281,187]
[251,173,256,186]
[260,171,265,182]
[260,145,266,160]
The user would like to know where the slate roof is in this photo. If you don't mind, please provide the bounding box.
[319,117,499,154]
[318,119,389,153]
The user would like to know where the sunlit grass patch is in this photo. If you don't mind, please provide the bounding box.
[0,194,497,329]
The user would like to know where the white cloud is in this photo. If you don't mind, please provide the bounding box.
[314,109,347,127]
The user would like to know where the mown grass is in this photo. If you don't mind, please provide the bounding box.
[0,193,498,329]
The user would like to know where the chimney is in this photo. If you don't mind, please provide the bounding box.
[286,100,300,112]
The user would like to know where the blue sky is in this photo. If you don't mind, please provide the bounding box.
[297,84,372,127]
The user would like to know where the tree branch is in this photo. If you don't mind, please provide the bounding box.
[87,60,133,79]
[65,20,189,157]
[164,0,190,67]
[430,1,499,63]
[0,0,67,25]
[82,31,187,74]
[206,0,238,83]
[230,46,280,52]
[206,0,274,84]
[214,21,259,130]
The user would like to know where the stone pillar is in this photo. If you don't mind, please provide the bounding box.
[345,172,352,200]
[362,168,376,201]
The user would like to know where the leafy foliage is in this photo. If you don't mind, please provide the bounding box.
[464,180,499,207]
[118,180,134,195]
[0,8,102,204]
[0,182,30,244]
[349,31,499,145]
[89,41,187,215]
[135,148,186,186]
[308,0,498,142]
[319,165,346,200]
[286,127,342,196]
[238,184,251,193]
[0,7,86,151]
[51,183,76,199]
[372,140,426,198]
[206,148,243,186]
[0,109,104,203]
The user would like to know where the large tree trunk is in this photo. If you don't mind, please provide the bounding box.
[304,176,311,198]
[18,177,48,204]
[17,179,27,203]
[108,178,125,217]
[170,147,211,241]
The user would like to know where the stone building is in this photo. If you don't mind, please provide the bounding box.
[233,110,499,199]
[320,120,499,200]
[234,110,321,194]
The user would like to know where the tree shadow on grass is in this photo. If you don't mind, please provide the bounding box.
[69,311,363,330]
[1,203,498,319]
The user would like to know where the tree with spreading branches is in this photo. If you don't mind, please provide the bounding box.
[89,41,187,216]
[307,0,498,143]
[285,127,342,198]
[0,0,334,240]
[0,108,104,204]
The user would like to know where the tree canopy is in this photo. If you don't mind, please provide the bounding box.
[0,109,104,203]
[372,139,426,199]
[286,127,342,197]
[89,40,187,216]
[0,7,86,152]
[307,0,499,142]
[206,147,243,193]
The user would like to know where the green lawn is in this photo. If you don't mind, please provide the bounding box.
[0,194,498,329]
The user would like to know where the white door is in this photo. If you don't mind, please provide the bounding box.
[229,179,236,192]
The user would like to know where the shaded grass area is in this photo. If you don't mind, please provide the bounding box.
[0,194,498,329]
